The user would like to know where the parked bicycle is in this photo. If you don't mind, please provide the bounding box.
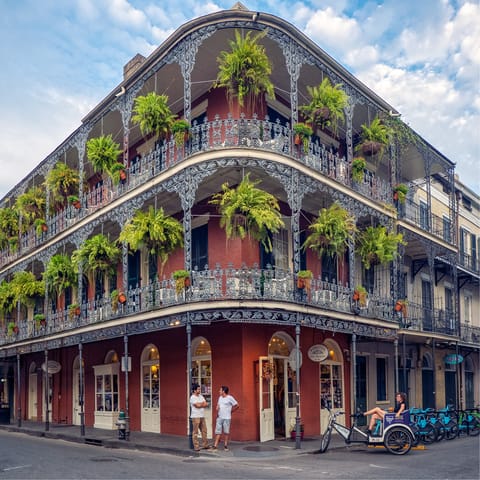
[409,408,437,444]
[456,409,480,437]
[436,406,459,440]
[319,407,415,455]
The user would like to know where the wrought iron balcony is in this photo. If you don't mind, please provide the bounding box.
[0,265,402,346]
[0,115,392,269]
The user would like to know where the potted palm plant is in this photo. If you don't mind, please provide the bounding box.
[394,299,408,318]
[171,119,190,147]
[292,123,314,153]
[303,203,357,260]
[351,157,366,183]
[68,303,81,319]
[68,195,81,209]
[297,270,313,290]
[393,183,408,204]
[119,206,184,273]
[209,173,284,253]
[34,313,46,327]
[353,285,368,307]
[173,269,191,294]
[214,29,275,115]
[357,225,406,270]
[34,218,48,235]
[7,321,18,336]
[300,77,348,136]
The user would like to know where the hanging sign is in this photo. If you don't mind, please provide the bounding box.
[444,354,463,365]
[41,360,61,374]
[308,344,329,362]
[288,348,303,369]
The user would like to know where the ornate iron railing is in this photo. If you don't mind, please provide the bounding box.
[0,115,392,269]
[0,265,403,346]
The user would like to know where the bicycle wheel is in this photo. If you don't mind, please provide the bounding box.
[421,423,437,444]
[434,423,445,441]
[467,419,480,436]
[384,427,412,455]
[319,425,333,453]
[445,420,459,440]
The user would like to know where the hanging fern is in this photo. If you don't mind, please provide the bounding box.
[214,30,275,112]
[43,254,77,299]
[131,92,176,140]
[86,135,123,177]
[10,271,45,308]
[209,173,284,252]
[357,225,406,269]
[72,234,121,281]
[303,203,357,258]
[119,206,184,272]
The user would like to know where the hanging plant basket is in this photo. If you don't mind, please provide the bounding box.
[118,292,127,304]
[361,140,382,156]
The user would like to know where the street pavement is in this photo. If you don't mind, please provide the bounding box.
[0,421,344,459]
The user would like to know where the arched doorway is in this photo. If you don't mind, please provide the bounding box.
[92,350,120,429]
[28,362,37,420]
[72,355,84,426]
[259,332,296,442]
[319,339,345,430]
[191,337,212,438]
[140,345,160,433]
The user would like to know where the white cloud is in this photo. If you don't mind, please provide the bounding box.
[0,0,478,197]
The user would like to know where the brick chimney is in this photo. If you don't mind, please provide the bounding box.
[123,53,146,80]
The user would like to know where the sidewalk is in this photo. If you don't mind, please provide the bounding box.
[0,421,346,458]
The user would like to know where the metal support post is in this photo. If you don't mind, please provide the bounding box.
[186,313,193,449]
[79,343,85,436]
[44,349,49,432]
[16,353,21,427]
[295,321,301,449]
[123,334,130,440]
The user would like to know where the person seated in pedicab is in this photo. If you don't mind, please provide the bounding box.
[363,392,407,435]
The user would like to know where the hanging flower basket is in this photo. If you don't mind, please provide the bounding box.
[118,292,127,304]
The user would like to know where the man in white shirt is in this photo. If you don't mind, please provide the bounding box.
[212,385,239,451]
[190,383,210,451]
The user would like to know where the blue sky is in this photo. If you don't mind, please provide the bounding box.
[0,0,478,197]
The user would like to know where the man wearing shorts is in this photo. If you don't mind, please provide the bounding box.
[211,385,239,451]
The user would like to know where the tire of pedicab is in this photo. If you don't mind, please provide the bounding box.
[384,427,413,455]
